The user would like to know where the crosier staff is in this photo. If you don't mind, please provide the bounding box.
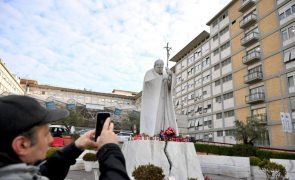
[163,42,172,68]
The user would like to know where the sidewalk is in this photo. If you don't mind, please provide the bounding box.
[66,169,100,180]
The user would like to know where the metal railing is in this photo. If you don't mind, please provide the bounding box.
[244,71,263,83]
[242,51,260,64]
[240,14,257,28]
[245,92,265,103]
[241,32,259,46]
[247,114,267,123]
[239,0,256,12]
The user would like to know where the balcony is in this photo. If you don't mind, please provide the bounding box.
[244,71,263,84]
[241,32,259,47]
[247,114,267,124]
[242,51,261,64]
[240,14,257,29]
[239,0,256,13]
[245,92,265,104]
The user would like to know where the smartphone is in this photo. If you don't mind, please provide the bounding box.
[94,112,111,140]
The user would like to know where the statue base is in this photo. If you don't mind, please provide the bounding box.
[122,140,203,180]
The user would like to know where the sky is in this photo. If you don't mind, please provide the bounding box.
[0,0,231,93]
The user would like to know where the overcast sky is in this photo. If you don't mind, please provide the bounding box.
[0,0,231,93]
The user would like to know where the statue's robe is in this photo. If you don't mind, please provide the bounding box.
[140,68,178,136]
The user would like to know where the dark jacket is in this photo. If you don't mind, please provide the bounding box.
[97,143,130,180]
[0,143,130,180]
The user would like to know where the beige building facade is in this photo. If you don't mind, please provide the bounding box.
[171,0,295,149]
[0,59,24,96]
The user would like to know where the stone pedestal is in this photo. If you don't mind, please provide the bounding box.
[122,140,203,180]
[199,155,251,180]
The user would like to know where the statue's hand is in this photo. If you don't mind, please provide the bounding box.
[165,67,172,76]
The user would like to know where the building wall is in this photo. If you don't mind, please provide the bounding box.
[0,60,24,95]
[171,0,295,149]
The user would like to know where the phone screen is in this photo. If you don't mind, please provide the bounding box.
[95,112,111,140]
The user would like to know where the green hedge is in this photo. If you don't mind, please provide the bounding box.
[195,143,295,160]
[257,149,295,160]
[195,143,233,156]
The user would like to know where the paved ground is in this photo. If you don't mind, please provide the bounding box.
[65,169,100,180]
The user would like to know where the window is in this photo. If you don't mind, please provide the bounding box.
[248,65,262,74]
[220,11,228,20]
[221,58,231,67]
[195,50,201,58]
[215,96,222,103]
[217,131,223,137]
[286,8,291,17]
[284,47,295,62]
[222,74,232,83]
[288,75,295,87]
[213,34,218,41]
[288,26,295,38]
[225,130,234,136]
[214,64,220,71]
[215,79,221,86]
[281,23,295,42]
[220,26,229,36]
[279,13,285,21]
[216,113,222,119]
[202,57,210,67]
[282,30,288,41]
[213,49,219,56]
[224,110,234,118]
[212,20,218,27]
[220,42,230,51]
[250,86,264,95]
[223,92,233,100]
[187,67,194,76]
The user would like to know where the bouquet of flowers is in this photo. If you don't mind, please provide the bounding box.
[164,127,176,138]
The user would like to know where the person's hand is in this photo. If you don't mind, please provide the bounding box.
[96,118,118,151]
[74,129,98,150]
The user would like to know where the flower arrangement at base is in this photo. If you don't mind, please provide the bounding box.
[164,127,176,138]
[131,127,187,142]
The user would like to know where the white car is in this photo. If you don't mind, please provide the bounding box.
[49,125,68,137]
[117,132,132,143]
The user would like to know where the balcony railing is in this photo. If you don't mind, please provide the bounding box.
[240,14,257,29]
[245,92,265,104]
[239,0,256,12]
[242,51,261,64]
[247,114,267,124]
[244,71,263,84]
[241,32,259,47]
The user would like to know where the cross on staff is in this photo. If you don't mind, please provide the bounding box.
[163,42,172,68]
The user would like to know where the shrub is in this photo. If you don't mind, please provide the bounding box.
[46,147,59,158]
[270,151,295,160]
[195,143,233,156]
[258,159,287,180]
[249,156,261,166]
[82,153,97,161]
[256,150,272,160]
[132,164,165,180]
[232,144,256,157]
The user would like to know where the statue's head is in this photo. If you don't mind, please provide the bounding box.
[154,59,164,75]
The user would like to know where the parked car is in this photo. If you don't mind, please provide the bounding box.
[49,125,68,137]
[117,132,133,143]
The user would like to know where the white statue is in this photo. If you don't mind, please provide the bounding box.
[140,59,178,137]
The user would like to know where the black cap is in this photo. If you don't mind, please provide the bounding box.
[0,95,69,136]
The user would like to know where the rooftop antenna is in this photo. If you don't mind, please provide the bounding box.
[163,42,172,68]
